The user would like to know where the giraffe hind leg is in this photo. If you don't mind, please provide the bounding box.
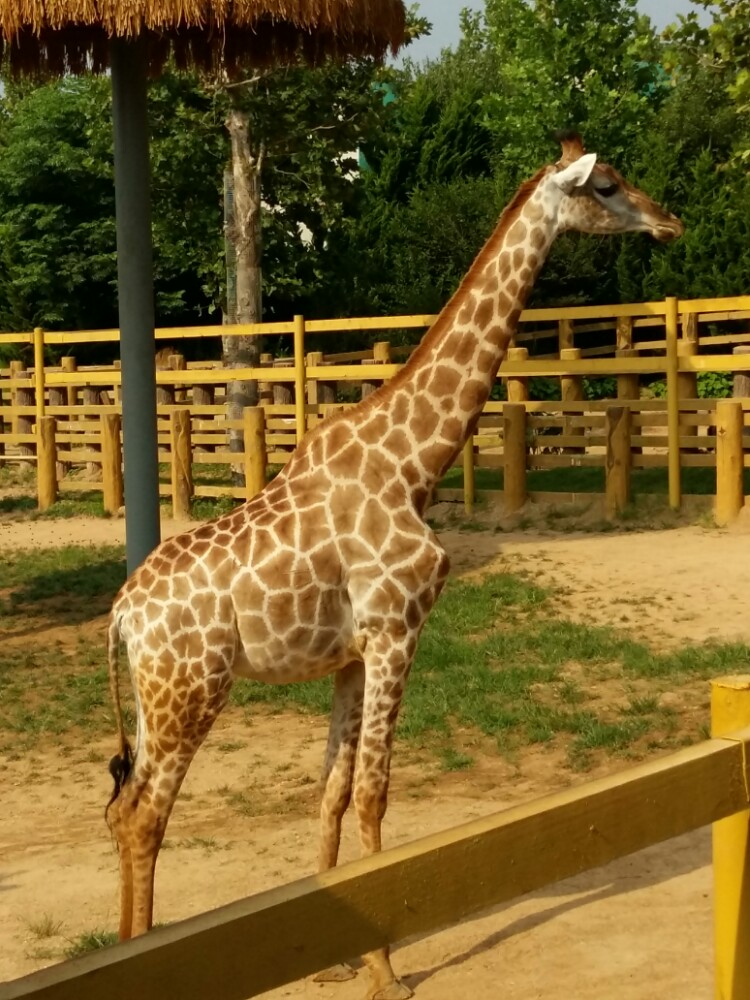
[313,661,364,984]
[107,649,233,938]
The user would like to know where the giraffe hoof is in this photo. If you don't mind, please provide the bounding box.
[314,963,358,983]
[368,979,414,1000]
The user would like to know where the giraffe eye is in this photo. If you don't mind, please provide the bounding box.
[595,182,619,199]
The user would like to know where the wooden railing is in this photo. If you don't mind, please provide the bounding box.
[2,676,749,1000]
[1,296,750,519]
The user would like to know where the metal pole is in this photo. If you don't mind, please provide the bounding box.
[110,37,161,573]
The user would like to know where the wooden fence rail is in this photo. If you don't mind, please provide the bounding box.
[2,297,750,520]
[2,678,749,1000]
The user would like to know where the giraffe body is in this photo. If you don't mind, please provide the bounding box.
[106,133,683,999]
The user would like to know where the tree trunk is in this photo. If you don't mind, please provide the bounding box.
[224,99,263,482]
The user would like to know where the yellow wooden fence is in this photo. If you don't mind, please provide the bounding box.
[1,676,748,1000]
[1,296,750,519]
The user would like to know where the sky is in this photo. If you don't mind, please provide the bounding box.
[400,0,711,63]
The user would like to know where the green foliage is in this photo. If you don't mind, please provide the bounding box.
[696,371,732,398]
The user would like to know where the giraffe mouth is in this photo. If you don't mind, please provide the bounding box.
[652,217,685,243]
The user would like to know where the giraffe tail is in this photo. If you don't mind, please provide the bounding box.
[106,612,133,811]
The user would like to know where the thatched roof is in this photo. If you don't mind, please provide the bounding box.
[0,0,407,76]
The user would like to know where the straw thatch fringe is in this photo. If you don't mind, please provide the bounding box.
[0,0,406,75]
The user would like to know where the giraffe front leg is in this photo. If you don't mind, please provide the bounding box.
[313,661,364,985]
[354,633,414,1000]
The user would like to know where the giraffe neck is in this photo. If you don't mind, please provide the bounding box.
[383,166,561,494]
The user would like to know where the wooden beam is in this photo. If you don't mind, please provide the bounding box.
[2,732,748,1000]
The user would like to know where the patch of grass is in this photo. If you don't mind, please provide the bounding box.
[64,929,118,958]
[27,914,63,940]
[439,464,750,497]
[438,748,474,772]
[0,495,36,514]
[0,544,126,599]
[190,495,238,520]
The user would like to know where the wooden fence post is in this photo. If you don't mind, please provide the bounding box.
[170,409,193,520]
[193,381,215,408]
[362,341,391,400]
[462,436,475,515]
[259,352,274,409]
[82,384,102,479]
[170,353,187,404]
[605,406,632,519]
[505,347,529,403]
[733,346,750,399]
[711,675,750,1000]
[37,415,57,511]
[244,405,267,500]
[192,375,215,454]
[557,318,574,353]
[272,359,293,407]
[0,377,5,461]
[616,348,640,402]
[560,347,585,454]
[715,399,745,527]
[503,403,527,512]
[33,327,46,426]
[677,340,698,452]
[616,316,634,352]
[294,314,307,444]
[101,413,124,515]
[14,360,35,466]
[61,356,78,406]
[156,358,176,406]
[665,296,681,510]
[307,351,336,427]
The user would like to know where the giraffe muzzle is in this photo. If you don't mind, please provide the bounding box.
[652,215,685,243]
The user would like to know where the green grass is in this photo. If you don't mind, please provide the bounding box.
[64,930,118,958]
[1,545,746,770]
[440,465,750,496]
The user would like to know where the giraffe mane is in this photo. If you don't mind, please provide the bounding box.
[396,165,550,378]
[293,165,550,434]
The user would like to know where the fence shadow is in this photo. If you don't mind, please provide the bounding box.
[404,827,709,989]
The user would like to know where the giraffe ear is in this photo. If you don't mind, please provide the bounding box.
[552,153,598,194]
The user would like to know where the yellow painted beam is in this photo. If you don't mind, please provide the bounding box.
[712,678,750,1000]
[3,732,748,1000]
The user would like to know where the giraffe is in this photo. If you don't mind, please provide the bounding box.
[105,132,683,999]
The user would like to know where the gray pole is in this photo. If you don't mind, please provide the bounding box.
[110,37,161,573]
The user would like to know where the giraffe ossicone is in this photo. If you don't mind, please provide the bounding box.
[105,133,683,999]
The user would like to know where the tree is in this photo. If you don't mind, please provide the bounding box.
[0,73,226,344]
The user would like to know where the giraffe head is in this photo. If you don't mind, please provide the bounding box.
[551,131,684,242]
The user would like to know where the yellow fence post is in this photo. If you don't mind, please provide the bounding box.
[36,415,57,511]
[715,400,745,527]
[506,347,530,403]
[711,675,750,1000]
[666,296,681,510]
[101,414,124,515]
[33,327,45,425]
[294,314,306,443]
[462,436,475,515]
[244,405,267,501]
[503,403,527,512]
[170,409,193,520]
[560,347,584,454]
[605,405,632,519]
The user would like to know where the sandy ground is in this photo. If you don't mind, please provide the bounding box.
[1,511,749,998]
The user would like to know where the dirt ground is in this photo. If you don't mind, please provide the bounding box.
[1,509,749,998]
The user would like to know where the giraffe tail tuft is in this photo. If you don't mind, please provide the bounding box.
[106,611,133,812]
